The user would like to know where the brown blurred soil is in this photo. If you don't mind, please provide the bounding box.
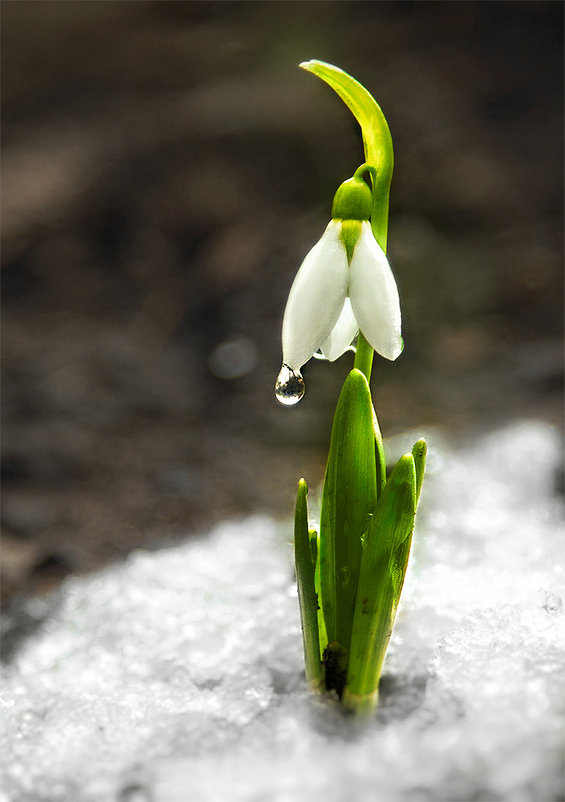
[1,1,563,606]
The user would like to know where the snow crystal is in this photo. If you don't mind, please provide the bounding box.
[1,420,564,802]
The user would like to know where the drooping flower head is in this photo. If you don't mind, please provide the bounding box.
[281,164,403,376]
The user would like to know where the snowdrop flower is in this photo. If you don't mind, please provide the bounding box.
[281,166,402,373]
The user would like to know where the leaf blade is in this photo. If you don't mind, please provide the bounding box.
[343,453,416,712]
[294,478,324,691]
[319,369,377,675]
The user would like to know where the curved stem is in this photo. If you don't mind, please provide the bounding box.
[301,60,394,385]
[299,60,393,252]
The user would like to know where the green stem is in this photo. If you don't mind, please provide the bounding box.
[353,332,374,383]
[300,60,393,254]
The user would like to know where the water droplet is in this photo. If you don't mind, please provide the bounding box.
[275,364,305,406]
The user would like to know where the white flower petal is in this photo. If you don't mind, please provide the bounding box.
[282,221,349,370]
[349,222,403,361]
[319,297,359,361]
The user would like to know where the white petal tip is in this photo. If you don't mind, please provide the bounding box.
[381,336,404,361]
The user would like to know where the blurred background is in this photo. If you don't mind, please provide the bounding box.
[2,1,563,604]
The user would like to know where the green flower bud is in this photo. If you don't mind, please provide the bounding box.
[331,176,372,222]
[331,165,376,261]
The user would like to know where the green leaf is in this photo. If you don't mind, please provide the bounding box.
[412,438,427,506]
[319,369,377,678]
[385,438,427,614]
[343,453,416,713]
[294,479,324,691]
[372,404,387,500]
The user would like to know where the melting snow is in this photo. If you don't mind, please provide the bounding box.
[1,420,564,802]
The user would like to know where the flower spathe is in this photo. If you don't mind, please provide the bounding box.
[282,219,403,371]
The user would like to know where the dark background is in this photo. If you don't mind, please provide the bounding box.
[2,1,563,604]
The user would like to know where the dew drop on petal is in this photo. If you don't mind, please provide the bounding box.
[275,364,305,406]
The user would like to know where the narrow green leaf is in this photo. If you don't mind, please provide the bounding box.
[381,440,427,620]
[385,439,427,613]
[319,369,377,680]
[312,527,328,661]
[308,529,318,565]
[343,453,416,713]
[412,438,427,507]
[294,479,324,691]
[372,404,387,499]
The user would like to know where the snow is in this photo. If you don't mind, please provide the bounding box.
[1,420,564,802]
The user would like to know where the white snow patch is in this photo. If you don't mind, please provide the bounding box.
[1,420,564,802]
